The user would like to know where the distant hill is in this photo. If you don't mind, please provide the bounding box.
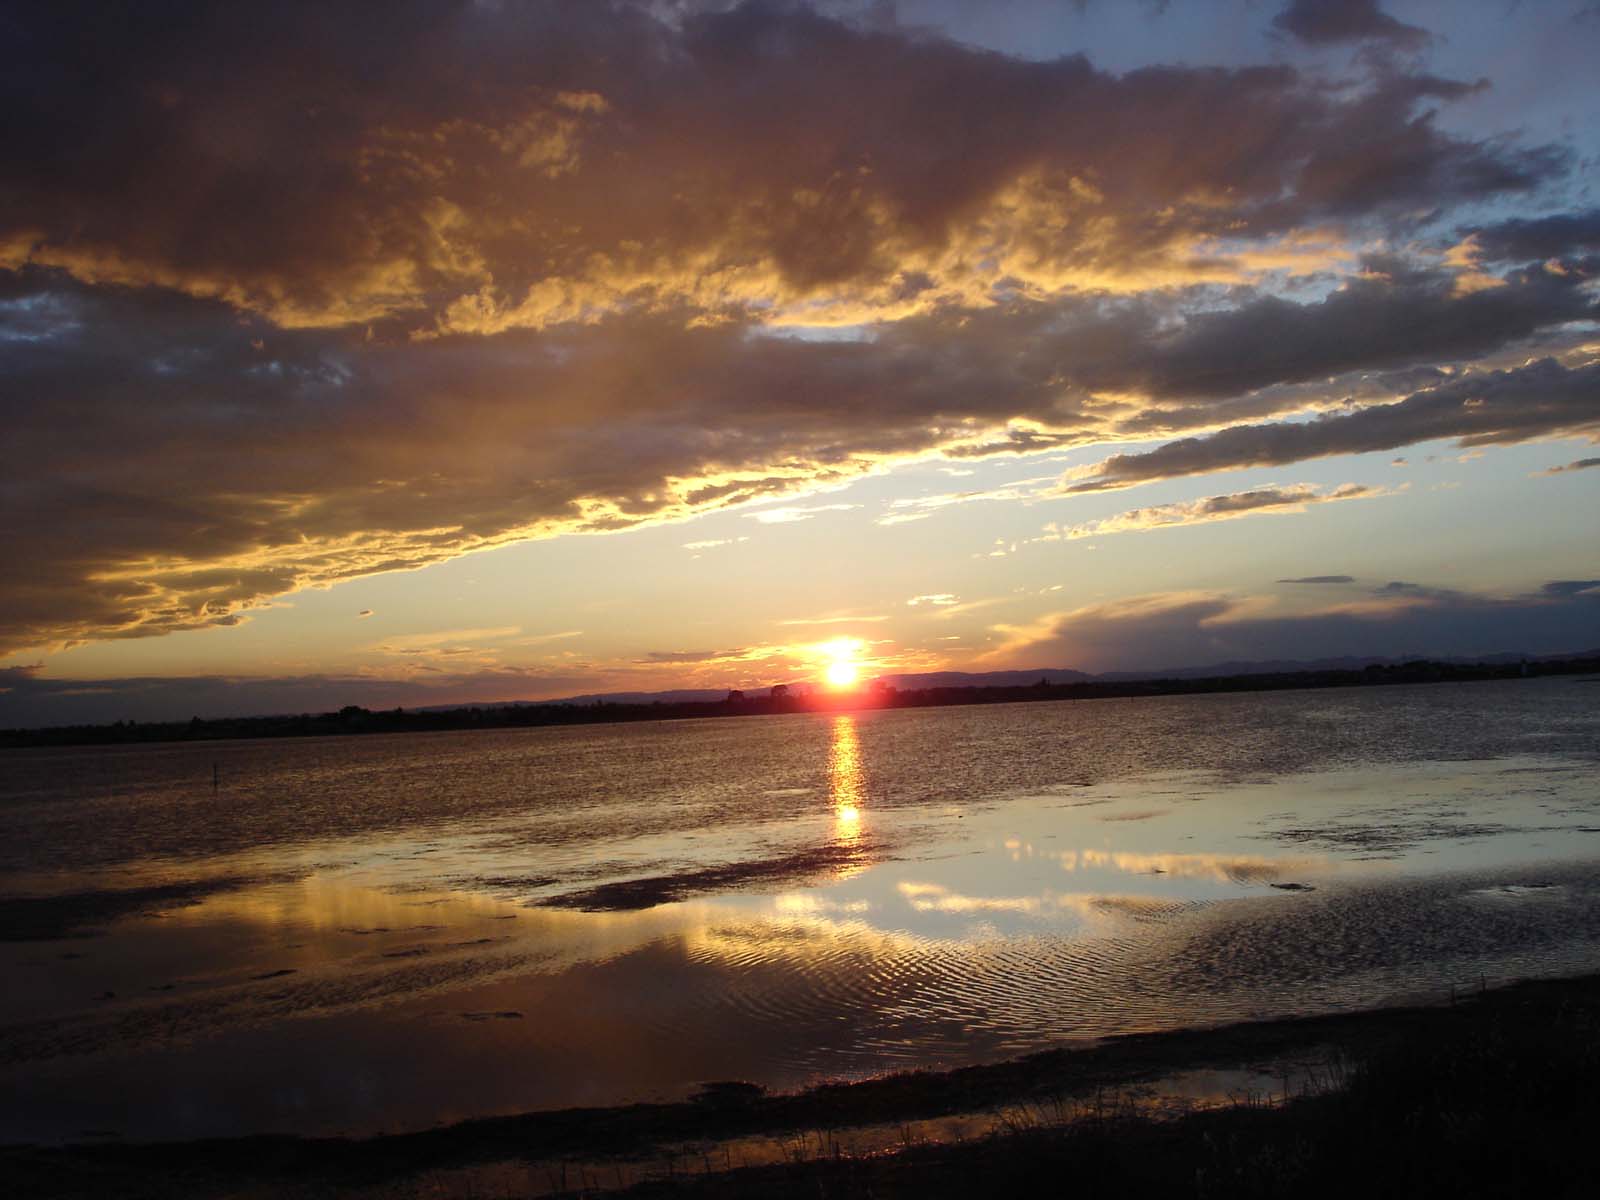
[1093,648,1600,681]
[881,668,1092,689]
[460,650,1598,710]
[413,688,731,712]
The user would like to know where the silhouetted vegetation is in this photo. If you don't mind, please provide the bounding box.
[5,973,1600,1198]
[4,655,1597,749]
[619,978,1600,1199]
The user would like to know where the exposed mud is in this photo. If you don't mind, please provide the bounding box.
[540,840,886,912]
[0,874,301,942]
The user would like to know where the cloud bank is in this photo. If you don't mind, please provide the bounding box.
[988,582,1600,674]
[0,1,1595,658]
[1070,357,1600,491]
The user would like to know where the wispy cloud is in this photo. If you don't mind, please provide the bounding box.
[510,630,584,646]
[1540,456,1600,476]
[926,597,1007,621]
[369,626,522,654]
[876,477,1058,526]
[639,648,750,664]
[682,536,750,550]
[745,504,862,525]
[1042,484,1392,542]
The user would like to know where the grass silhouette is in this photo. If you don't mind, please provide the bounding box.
[5,973,1599,1198]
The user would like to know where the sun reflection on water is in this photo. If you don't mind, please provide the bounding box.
[829,715,865,863]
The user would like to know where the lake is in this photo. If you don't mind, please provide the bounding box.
[2,678,1597,1142]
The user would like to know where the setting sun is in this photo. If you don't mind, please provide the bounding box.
[817,637,865,689]
[4,0,1598,1176]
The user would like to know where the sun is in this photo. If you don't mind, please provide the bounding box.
[825,659,859,688]
[816,635,866,690]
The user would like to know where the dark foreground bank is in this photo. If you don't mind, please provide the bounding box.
[5,972,1600,1199]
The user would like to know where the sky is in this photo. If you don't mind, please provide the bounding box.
[2,0,1598,726]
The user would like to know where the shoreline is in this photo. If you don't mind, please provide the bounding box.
[5,656,1598,749]
[7,969,1600,1196]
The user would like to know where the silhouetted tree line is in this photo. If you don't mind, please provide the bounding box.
[3,655,1596,748]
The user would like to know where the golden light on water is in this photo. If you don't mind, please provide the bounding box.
[829,714,865,862]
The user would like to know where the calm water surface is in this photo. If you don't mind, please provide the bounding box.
[2,679,1598,1142]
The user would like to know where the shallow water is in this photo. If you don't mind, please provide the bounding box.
[1,679,1597,1142]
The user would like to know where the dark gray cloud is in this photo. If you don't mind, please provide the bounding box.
[3,250,1594,654]
[1201,487,1328,513]
[1071,357,1600,490]
[917,257,1595,446]
[1542,456,1600,475]
[1273,0,1430,49]
[0,1,1560,327]
[1542,580,1600,596]
[1095,260,1596,410]
[0,272,1065,652]
[0,1,1587,656]
[1279,575,1355,584]
[994,580,1600,674]
[1465,209,1600,263]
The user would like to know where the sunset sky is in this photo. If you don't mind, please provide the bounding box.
[3,0,1598,725]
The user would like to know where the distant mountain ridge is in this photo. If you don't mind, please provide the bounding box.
[413,688,731,712]
[880,668,1092,689]
[432,648,1600,711]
